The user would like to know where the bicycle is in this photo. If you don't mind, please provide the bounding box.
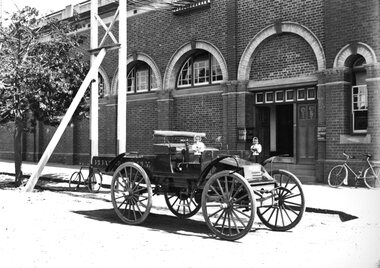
[69,165,103,192]
[327,152,380,189]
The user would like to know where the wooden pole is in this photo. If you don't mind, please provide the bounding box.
[117,0,127,154]
[90,0,99,159]
[23,49,107,192]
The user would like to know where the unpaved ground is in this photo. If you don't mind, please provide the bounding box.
[0,174,380,268]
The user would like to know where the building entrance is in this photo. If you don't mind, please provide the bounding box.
[254,87,317,164]
[276,105,293,156]
[256,104,293,160]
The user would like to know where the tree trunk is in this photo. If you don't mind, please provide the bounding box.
[14,119,23,186]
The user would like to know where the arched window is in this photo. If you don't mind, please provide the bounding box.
[177,51,223,88]
[98,72,105,98]
[127,61,157,94]
[350,56,367,133]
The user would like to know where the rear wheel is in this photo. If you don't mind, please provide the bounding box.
[328,165,347,187]
[111,162,152,225]
[257,170,305,231]
[88,169,103,192]
[202,170,255,241]
[164,191,201,219]
[364,165,380,189]
[69,171,82,191]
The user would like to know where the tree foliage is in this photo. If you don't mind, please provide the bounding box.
[0,7,89,184]
[0,6,89,127]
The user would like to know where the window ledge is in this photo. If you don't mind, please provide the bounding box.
[339,134,371,144]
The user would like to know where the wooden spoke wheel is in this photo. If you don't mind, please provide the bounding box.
[257,170,305,231]
[202,170,255,241]
[164,190,201,219]
[111,162,152,225]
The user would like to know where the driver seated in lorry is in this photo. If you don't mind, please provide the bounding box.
[192,134,205,155]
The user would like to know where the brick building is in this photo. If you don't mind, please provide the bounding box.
[0,0,379,184]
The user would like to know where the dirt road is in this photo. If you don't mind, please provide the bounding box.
[0,175,379,268]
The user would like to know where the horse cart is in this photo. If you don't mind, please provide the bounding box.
[107,130,305,241]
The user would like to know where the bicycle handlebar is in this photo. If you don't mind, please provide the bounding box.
[343,152,372,160]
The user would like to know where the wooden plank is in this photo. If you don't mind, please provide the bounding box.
[23,48,107,192]
[153,130,206,138]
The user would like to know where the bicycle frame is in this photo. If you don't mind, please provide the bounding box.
[342,156,371,179]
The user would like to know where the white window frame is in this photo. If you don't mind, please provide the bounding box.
[211,55,223,83]
[265,91,274,103]
[136,69,149,93]
[352,85,368,133]
[127,69,135,94]
[275,91,284,103]
[255,92,264,104]
[178,58,192,88]
[285,89,294,102]
[193,58,209,86]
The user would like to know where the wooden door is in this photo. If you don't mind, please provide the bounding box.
[297,103,317,164]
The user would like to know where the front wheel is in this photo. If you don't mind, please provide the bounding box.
[328,165,347,187]
[364,165,380,189]
[69,171,82,191]
[88,169,103,192]
[257,170,305,231]
[202,170,255,241]
[110,162,152,225]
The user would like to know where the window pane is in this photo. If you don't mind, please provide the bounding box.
[178,58,192,86]
[354,110,368,131]
[98,73,104,98]
[211,55,223,82]
[352,85,368,111]
[150,71,157,90]
[136,69,148,92]
[194,59,209,84]
[127,69,135,94]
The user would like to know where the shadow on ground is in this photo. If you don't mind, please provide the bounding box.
[72,208,219,240]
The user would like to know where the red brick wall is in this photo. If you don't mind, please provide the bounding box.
[237,0,325,66]
[250,34,318,81]
[325,0,380,68]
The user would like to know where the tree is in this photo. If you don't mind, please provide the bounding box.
[0,7,89,186]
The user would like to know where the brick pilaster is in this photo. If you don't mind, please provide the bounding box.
[156,89,173,131]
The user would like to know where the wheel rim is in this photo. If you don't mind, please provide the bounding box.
[328,165,346,187]
[257,170,305,231]
[164,191,201,219]
[89,171,102,192]
[69,172,81,191]
[202,171,255,241]
[364,166,380,189]
[111,162,152,225]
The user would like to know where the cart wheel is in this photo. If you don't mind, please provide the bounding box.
[88,169,103,192]
[111,162,152,225]
[363,165,380,189]
[202,170,255,241]
[257,169,305,231]
[69,171,82,191]
[164,191,201,219]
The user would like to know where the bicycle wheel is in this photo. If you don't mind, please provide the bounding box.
[328,165,347,187]
[69,171,82,191]
[363,165,380,189]
[88,170,103,192]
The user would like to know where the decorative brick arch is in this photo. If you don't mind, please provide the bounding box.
[163,40,228,90]
[111,52,162,94]
[333,42,378,68]
[238,22,326,81]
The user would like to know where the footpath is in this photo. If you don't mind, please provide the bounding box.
[1,159,379,224]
